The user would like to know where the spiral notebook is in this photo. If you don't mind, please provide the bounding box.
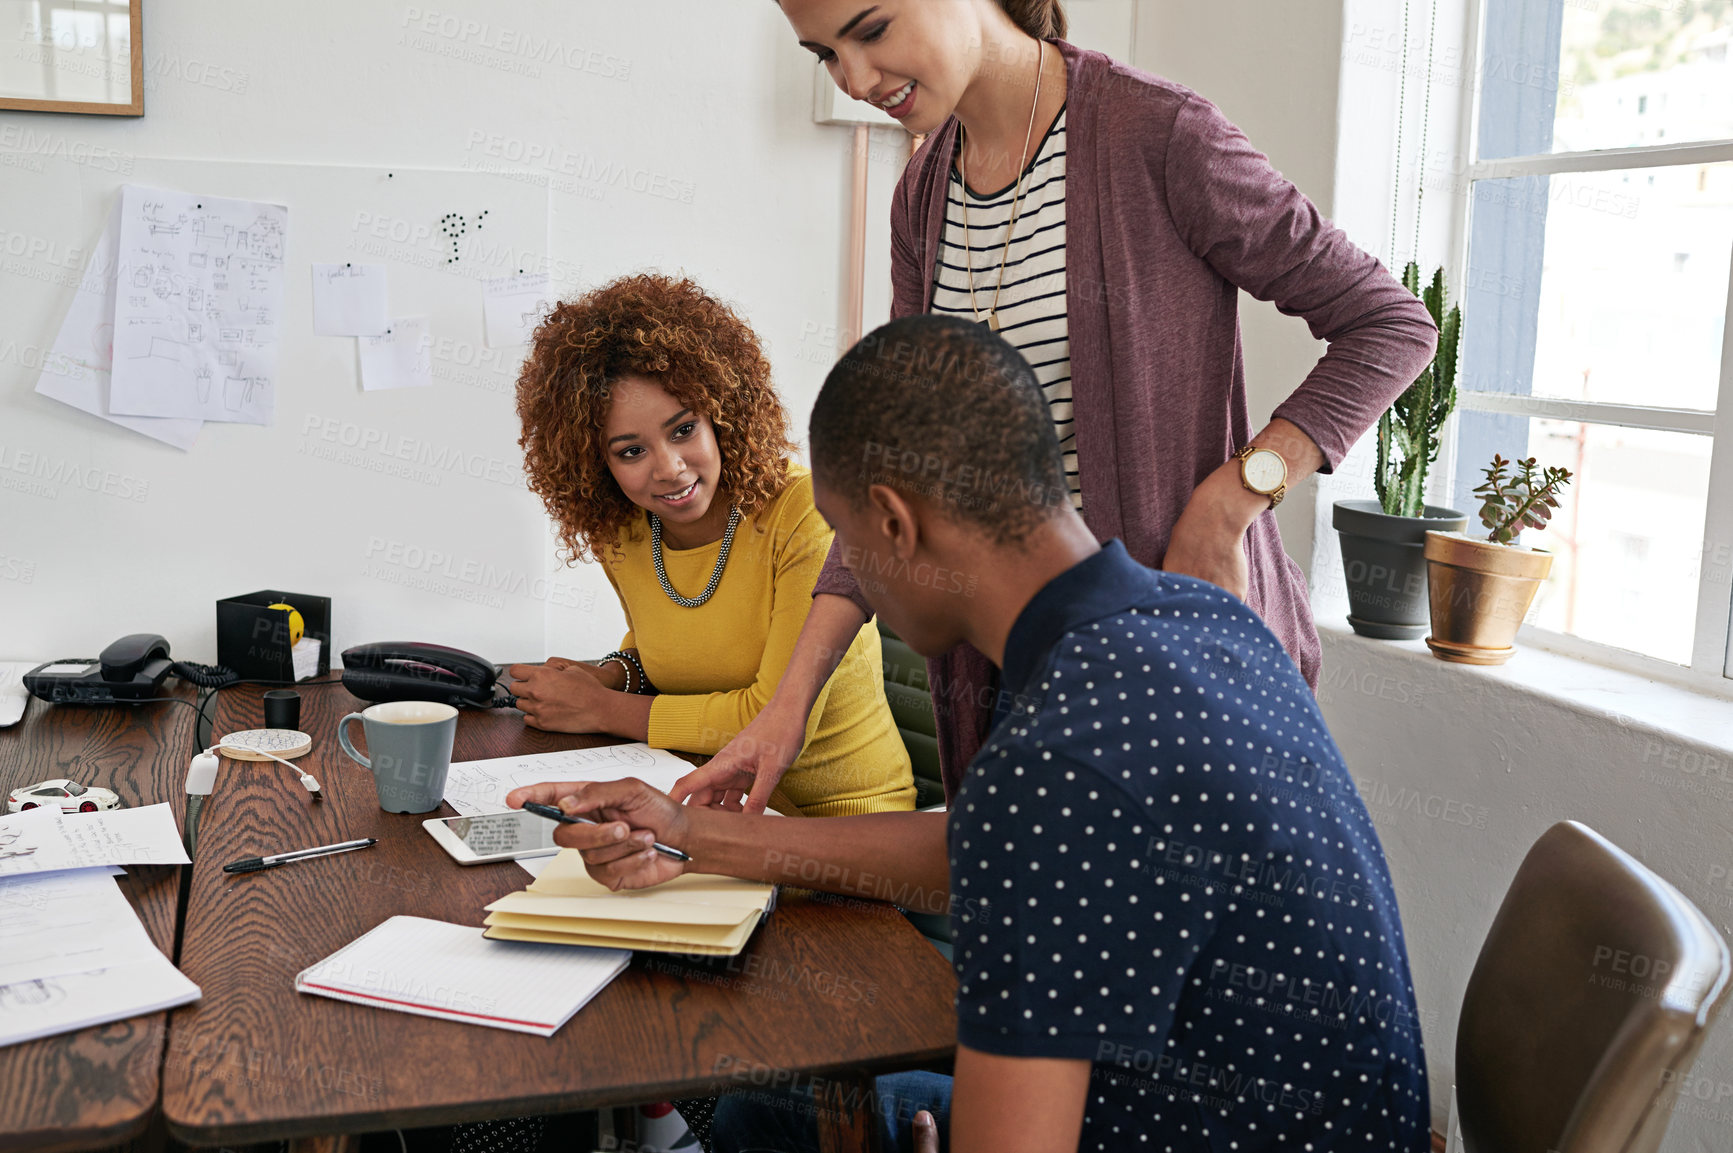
[294,915,629,1036]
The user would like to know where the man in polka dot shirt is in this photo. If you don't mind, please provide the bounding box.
[511,315,1430,1152]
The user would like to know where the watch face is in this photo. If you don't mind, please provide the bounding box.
[1244,450,1286,493]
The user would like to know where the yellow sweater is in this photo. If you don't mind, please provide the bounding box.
[601,467,915,817]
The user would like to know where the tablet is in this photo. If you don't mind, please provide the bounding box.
[422,810,561,865]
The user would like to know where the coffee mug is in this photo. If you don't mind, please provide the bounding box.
[336,701,458,814]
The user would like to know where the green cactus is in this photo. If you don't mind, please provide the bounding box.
[1375,263,1462,517]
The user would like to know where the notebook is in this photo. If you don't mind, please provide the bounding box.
[482,849,777,956]
[294,915,630,1036]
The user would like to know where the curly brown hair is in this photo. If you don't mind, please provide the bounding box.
[516,273,795,562]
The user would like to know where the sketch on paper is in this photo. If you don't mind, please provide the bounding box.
[33,201,204,450]
[108,184,288,426]
[443,743,689,817]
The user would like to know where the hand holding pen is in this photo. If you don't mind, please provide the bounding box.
[507,780,695,891]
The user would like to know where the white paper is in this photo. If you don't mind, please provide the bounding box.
[481,272,551,348]
[33,200,204,450]
[0,869,162,985]
[312,263,390,336]
[296,915,627,1036]
[358,316,432,391]
[443,743,695,819]
[0,803,189,878]
[108,184,288,425]
[291,636,322,681]
[0,953,200,1048]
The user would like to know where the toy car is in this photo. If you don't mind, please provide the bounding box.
[7,778,121,814]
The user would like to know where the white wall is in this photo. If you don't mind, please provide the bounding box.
[1133,0,1348,576]
[0,1,1134,670]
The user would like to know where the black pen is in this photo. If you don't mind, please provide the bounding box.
[521,802,691,862]
[223,837,379,874]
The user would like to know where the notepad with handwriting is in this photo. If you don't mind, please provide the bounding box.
[294,915,629,1036]
[482,849,777,956]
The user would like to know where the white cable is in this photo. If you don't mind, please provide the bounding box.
[205,743,323,799]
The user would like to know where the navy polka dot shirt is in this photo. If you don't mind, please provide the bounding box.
[950,540,1430,1151]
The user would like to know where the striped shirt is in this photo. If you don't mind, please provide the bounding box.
[931,107,1076,509]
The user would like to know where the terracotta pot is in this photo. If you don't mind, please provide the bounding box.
[1333,500,1468,639]
[1423,531,1554,665]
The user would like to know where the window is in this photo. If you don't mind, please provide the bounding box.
[1454,0,1733,673]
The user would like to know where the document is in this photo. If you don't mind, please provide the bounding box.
[296,915,628,1036]
[483,849,776,957]
[0,953,200,1048]
[312,263,390,336]
[108,184,288,425]
[357,316,433,391]
[33,200,204,450]
[0,868,162,985]
[443,743,695,818]
[481,272,551,348]
[0,803,190,878]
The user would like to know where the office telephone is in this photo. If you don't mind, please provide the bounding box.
[23,634,237,704]
[340,642,514,708]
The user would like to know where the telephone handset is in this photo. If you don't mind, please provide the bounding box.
[24,634,237,703]
[339,642,513,708]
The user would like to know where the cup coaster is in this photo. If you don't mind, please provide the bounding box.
[220,728,313,760]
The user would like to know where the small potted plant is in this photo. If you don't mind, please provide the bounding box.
[1333,263,1467,638]
[1423,454,1573,664]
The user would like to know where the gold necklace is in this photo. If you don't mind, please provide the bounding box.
[958,39,1045,333]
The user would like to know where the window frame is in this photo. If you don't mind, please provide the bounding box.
[1447,0,1733,680]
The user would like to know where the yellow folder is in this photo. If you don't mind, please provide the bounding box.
[481,849,776,956]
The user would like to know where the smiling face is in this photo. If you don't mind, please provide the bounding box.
[602,375,727,543]
[779,0,981,135]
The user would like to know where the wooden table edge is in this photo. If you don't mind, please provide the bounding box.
[162,1042,957,1146]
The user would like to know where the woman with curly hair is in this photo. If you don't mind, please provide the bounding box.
[509,272,915,818]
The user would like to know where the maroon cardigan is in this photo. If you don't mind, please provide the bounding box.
[815,40,1439,799]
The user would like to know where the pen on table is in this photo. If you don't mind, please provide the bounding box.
[223,837,379,874]
[521,801,691,862]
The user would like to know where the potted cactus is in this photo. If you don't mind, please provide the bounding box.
[1332,263,1467,638]
[1424,454,1573,664]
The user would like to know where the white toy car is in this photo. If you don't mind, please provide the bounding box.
[7,778,121,814]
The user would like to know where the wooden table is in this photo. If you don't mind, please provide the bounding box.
[0,685,199,1153]
[164,685,956,1148]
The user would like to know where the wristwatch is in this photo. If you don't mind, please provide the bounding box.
[1232,445,1287,510]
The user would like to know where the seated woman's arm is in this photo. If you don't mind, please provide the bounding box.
[642,513,841,756]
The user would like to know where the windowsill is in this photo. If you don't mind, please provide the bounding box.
[1312,608,1733,760]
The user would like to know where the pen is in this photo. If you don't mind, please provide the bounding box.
[223,837,379,874]
[521,802,691,862]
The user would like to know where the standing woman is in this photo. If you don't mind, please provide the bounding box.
[676,0,1437,814]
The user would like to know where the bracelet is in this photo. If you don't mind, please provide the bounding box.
[595,655,636,695]
[603,650,651,695]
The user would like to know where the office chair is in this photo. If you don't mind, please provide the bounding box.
[1454,820,1731,1153]
[877,621,952,956]
[877,621,946,810]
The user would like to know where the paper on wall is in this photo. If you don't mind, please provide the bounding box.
[481,272,551,348]
[358,316,433,391]
[32,200,204,451]
[108,184,288,425]
[312,263,390,336]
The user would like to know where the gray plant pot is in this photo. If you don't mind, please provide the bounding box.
[1332,499,1468,639]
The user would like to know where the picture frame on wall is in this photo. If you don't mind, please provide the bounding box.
[1,0,143,116]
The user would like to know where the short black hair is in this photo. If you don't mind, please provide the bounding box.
[809,315,1070,546]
